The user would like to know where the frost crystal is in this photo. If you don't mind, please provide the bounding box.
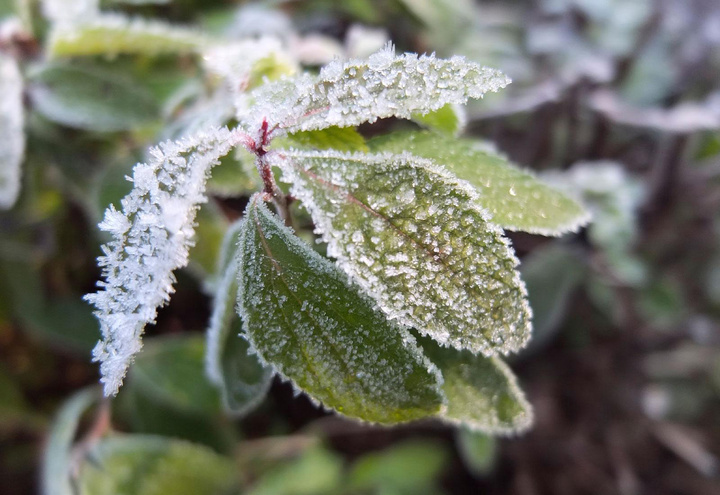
[0,53,25,210]
[85,127,240,396]
[241,43,510,134]
[272,149,532,356]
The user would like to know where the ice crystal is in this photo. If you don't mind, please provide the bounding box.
[241,43,510,135]
[85,127,241,396]
[272,149,531,356]
[237,196,444,423]
[0,53,24,210]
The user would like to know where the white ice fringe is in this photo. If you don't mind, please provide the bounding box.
[85,127,240,396]
[0,53,25,210]
[242,42,511,134]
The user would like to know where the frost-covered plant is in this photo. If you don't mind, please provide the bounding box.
[85,42,589,433]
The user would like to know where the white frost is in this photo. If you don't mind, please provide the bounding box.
[85,127,241,396]
[242,43,511,135]
[0,53,25,210]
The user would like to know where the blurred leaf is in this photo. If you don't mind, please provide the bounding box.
[521,243,586,353]
[369,131,589,235]
[206,150,260,198]
[638,277,688,331]
[118,383,237,453]
[27,63,160,132]
[412,104,462,135]
[456,428,496,477]
[238,197,444,423]
[129,335,222,416]
[48,15,210,58]
[284,126,369,153]
[248,446,343,495]
[421,337,533,433]
[349,439,449,494]
[0,260,99,354]
[42,388,99,495]
[77,435,238,495]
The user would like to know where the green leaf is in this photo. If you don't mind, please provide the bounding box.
[369,131,590,235]
[42,388,99,495]
[206,150,260,198]
[274,149,531,355]
[411,104,463,135]
[206,221,274,416]
[456,428,496,477]
[349,440,449,493]
[237,196,444,423]
[48,15,210,58]
[27,63,160,132]
[421,337,532,433]
[284,126,369,153]
[129,335,222,416]
[248,447,344,495]
[77,435,238,495]
[118,382,237,453]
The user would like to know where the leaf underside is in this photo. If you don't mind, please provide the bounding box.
[274,149,531,356]
[369,131,590,235]
[237,196,444,424]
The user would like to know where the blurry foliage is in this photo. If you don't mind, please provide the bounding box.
[2,0,720,494]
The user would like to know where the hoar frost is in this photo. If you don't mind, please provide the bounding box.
[85,128,240,396]
[0,53,24,210]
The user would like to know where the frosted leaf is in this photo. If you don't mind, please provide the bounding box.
[273,149,531,356]
[85,127,242,396]
[42,0,99,25]
[369,131,590,235]
[242,43,510,134]
[48,13,210,57]
[205,219,273,415]
[237,196,444,424]
[0,53,24,210]
[421,337,532,434]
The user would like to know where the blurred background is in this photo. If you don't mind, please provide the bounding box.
[1,0,720,494]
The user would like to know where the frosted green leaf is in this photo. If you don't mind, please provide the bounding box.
[411,103,464,135]
[369,131,590,235]
[48,14,210,58]
[244,43,510,134]
[421,337,533,433]
[273,149,531,355]
[27,63,160,132]
[206,220,274,416]
[0,53,24,210]
[42,388,98,495]
[77,435,238,495]
[237,196,444,424]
